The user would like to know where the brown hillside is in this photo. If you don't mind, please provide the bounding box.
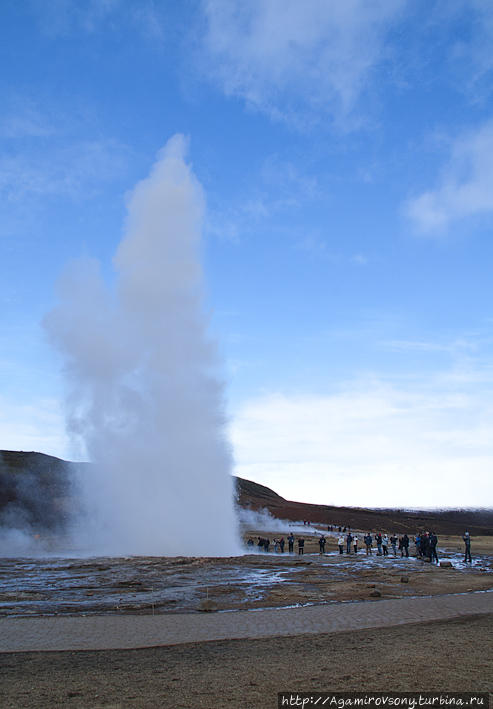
[0,450,491,536]
[235,477,493,536]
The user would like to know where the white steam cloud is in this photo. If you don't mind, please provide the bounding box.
[237,506,318,535]
[45,135,240,556]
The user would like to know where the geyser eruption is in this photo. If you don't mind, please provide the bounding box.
[45,135,240,556]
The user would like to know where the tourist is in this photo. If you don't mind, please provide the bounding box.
[353,534,358,554]
[280,537,285,553]
[414,534,421,557]
[382,534,389,556]
[429,532,439,563]
[420,532,430,559]
[264,537,270,553]
[288,533,295,553]
[401,534,409,557]
[390,534,397,556]
[247,538,254,548]
[274,538,280,553]
[364,533,373,555]
[298,537,305,555]
[338,534,345,554]
[463,531,472,563]
[376,533,383,555]
[319,535,326,554]
[346,532,353,554]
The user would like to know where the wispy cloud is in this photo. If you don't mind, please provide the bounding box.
[0,140,129,202]
[0,99,55,140]
[382,338,478,355]
[447,0,493,100]
[30,0,165,40]
[0,394,67,458]
[404,120,493,233]
[199,0,404,127]
[207,155,319,242]
[230,365,493,508]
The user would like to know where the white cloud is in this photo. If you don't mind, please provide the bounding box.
[200,0,404,126]
[230,373,493,509]
[405,120,493,233]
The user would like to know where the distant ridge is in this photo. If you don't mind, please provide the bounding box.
[235,476,493,536]
[1,450,492,535]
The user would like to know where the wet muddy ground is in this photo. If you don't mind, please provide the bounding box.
[1,530,492,618]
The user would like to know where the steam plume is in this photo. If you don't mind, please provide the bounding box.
[45,135,240,556]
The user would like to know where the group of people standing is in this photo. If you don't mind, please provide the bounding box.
[247,528,473,562]
[413,532,439,562]
[250,533,301,554]
[361,533,411,557]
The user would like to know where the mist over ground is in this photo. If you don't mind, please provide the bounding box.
[43,136,241,557]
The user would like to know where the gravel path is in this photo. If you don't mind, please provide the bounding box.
[1,591,491,653]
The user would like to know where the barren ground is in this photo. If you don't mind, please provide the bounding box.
[1,530,492,708]
[1,613,492,708]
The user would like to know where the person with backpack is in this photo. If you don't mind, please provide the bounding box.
[297,537,305,555]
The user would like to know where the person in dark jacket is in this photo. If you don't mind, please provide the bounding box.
[287,533,295,553]
[420,532,430,559]
[346,533,353,554]
[463,531,472,562]
[376,533,383,555]
[298,538,305,555]
[319,535,326,554]
[364,533,373,555]
[401,534,409,557]
[429,532,439,563]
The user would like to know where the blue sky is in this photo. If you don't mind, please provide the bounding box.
[1,0,493,508]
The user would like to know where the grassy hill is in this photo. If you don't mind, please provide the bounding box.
[1,450,492,536]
